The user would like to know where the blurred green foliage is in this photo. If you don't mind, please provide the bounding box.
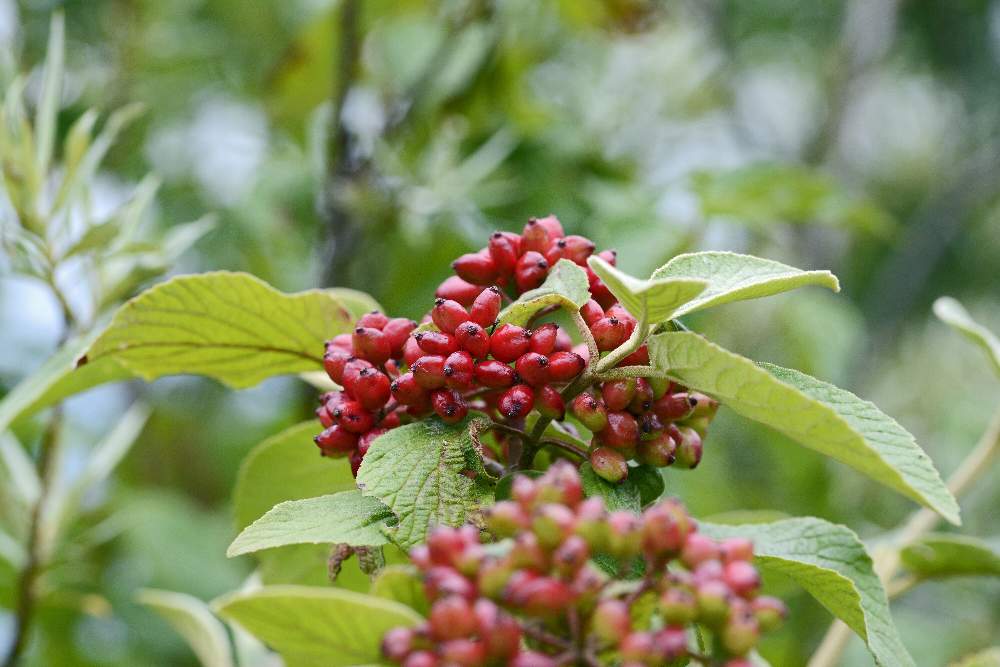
[2,0,999,665]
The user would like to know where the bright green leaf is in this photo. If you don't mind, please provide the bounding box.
[370,565,429,616]
[214,585,422,667]
[900,534,1000,580]
[356,417,493,548]
[933,297,1000,378]
[83,272,359,389]
[326,288,383,320]
[580,463,640,513]
[498,259,591,326]
[228,491,393,557]
[34,13,64,185]
[627,465,665,507]
[648,332,959,524]
[587,256,707,325]
[233,421,355,531]
[137,588,234,667]
[651,251,839,318]
[701,518,913,667]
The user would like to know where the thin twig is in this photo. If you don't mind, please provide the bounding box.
[539,438,586,460]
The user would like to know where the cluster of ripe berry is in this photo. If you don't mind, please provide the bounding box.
[313,215,719,478]
[381,463,785,666]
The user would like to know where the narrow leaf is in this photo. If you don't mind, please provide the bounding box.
[651,251,839,318]
[648,332,959,524]
[214,585,422,667]
[0,330,132,435]
[587,256,707,325]
[83,272,359,389]
[498,259,591,326]
[900,534,1000,580]
[34,13,64,183]
[138,589,234,667]
[227,491,393,557]
[356,418,493,548]
[701,518,913,667]
[934,297,1000,378]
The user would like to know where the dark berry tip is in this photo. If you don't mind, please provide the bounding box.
[369,309,380,314]
[435,298,445,306]
[537,260,548,268]
[557,239,567,248]
[688,396,698,406]
[538,357,549,367]
[491,231,502,238]
[488,285,502,293]
[355,327,364,334]
[609,317,619,325]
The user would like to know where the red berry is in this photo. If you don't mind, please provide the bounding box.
[641,499,693,557]
[601,378,637,412]
[507,575,574,616]
[521,218,551,254]
[333,400,376,434]
[653,392,697,422]
[473,359,515,388]
[424,566,476,601]
[439,639,486,667]
[391,372,428,405]
[326,333,352,352]
[570,394,608,432]
[653,627,688,661]
[514,251,549,292]
[547,351,585,382]
[469,286,502,327]
[619,632,656,662]
[597,248,617,265]
[357,310,389,330]
[452,250,497,285]
[443,351,475,390]
[412,355,447,389]
[454,321,489,359]
[488,231,520,277]
[551,534,589,576]
[528,323,558,354]
[629,378,654,414]
[352,327,392,365]
[721,607,760,655]
[591,316,629,351]
[436,275,485,306]
[673,425,703,469]
[415,331,459,356]
[341,358,375,394]
[316,403,334,428]
[379,410,401,429]
[353,367,391,410]
[696,580,732,625]
[619,344,650,366]
[402,336,424,367]
[751,596,787,632]
[550,235,595,266]
[724,560,761,597]
[381,627,414,662]
[591,599,630,645]
[489,324,530,362]
[402,651,438,667]
[535,385,565,420]
[514,352,549,386]
[681,533,720,568]
[598,411,639,450]
[314,424,358,456]
[431,389,467,424]
[431,298,468,334]
[580,299,604,326]
[720,537,755,563]
[498,384,535,419]
[534,214,564,239]
[474,600,521,659]
[428,596,479,640]
[323,348,353,384]
[589,446,628,483]
[636,431,676,467]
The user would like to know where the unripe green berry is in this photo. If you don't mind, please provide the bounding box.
[589,446,628,483]
[591,599,631,645]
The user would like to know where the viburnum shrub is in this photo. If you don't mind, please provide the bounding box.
[50,212,999,667]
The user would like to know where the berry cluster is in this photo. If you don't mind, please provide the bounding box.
[381,463,785,666]
[315,311,416,474]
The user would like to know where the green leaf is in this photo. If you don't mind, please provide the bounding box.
[83,272,359,389]
[0,330,133,435]
[701,518,913,667]
[933,297,1000,378]
[580,463,641,513]
[627,465,665,506]
[34,13,64,185]
[899,534,1000,580]
[650,251,839,318]
[325,288,383,320]
[949,647,1000,667]
[228,491,393,557]
[370,565,429,616]
[587,256,707,325]
[137,589,234,667]
[498,259,591,326]
[356,417,493,548]
[214,585,422,667]
[233,421,355,531]
[648,332,960,524]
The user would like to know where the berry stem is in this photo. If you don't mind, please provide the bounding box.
[571,309,600,364]
[539,438,587,460]
[522,623,572,650]
[809,403,1000,667]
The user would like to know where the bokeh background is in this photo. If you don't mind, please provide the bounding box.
[1,1,999,665]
